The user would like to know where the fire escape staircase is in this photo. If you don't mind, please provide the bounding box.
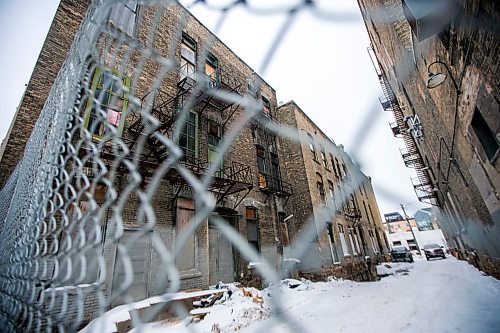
[369,47,437,205]
[113,64,253,206]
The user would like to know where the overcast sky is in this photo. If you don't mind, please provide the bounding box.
[0,0,429,217]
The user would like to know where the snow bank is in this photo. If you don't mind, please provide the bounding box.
[376,262,412,276]
[83,258,500,333]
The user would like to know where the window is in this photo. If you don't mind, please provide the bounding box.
[342,163,349,179]
[207,120,222,176]
[368,205,375,222]
[205,53,218,87]
[471,107,499,161]
[256,145,267,188]
[338,224,349,256]
[353,229,362,255]
[368,230,379,254]
[308,134,317,160]
[180,34,196,80]
[327,180,336,209]
[348,228,358,256]
[246,207,260,252]
[332,155,339,178]
[363,201,370,223]
[348,194,357,212]
[207,120,221,147]
[179,111,198,162]
[316,173,326,205]
[262,96,271,118]
[335,158,342,178]
[320,150,328,168]
[326,222,340,263]
[270,153,282,191]
[108,0,138,36]
[408,239,418,251]
[84,67,130,139]
[392,240,402,246]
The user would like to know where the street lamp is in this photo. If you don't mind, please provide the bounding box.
[425,60,465,196]
[426,60,461,94]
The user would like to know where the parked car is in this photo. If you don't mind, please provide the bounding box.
[423,244,446,260]
[390,246,414,263]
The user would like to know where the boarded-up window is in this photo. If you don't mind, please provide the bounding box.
[57,201,107,286]
[176,202,196,271]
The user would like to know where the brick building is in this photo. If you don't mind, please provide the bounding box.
[0,1,389,330]
[357,0,499,277]
[276,101,389,279]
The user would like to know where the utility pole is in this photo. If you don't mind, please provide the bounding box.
[400,204,421,255]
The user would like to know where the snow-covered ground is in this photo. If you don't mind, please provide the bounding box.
[83,257,500,333]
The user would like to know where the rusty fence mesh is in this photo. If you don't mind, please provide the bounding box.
[0,0,423,332]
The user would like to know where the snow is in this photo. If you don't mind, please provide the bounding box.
[78,289,227,333]
[84,258,500,333]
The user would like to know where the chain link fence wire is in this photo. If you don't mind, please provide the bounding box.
[0,0,433,332]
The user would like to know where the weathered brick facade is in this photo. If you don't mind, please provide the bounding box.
[357,0,499,277]
[276,101,389,279]
[0,0,92,187]
[0,1,392,330]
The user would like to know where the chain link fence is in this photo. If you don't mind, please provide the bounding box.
[0,1,408,332]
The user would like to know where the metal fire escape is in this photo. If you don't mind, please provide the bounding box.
[127,65,244,163]
[368,47,437,205]
[84,63,254,207]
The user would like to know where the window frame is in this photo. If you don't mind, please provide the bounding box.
[83,66,130,140]
[262,96,271,118]
[245,207,260,253]
[180,33,197,80]
[307,134,317,160]
[107,0,138,36]
[256,145,268,189]
[205,52,219,87]
[320,150,328,168]
[316,173,326,205]
[179,110,199,162]
[338,224,349,256]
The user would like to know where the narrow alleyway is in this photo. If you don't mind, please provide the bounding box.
[111,257,500,333]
